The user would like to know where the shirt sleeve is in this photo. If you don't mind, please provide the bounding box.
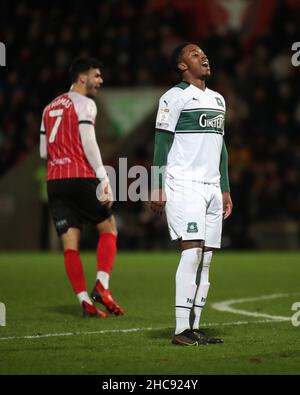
[39,110,47,159]
[218,95,229,191]
[152,89,183,189]
[77,98,97,125]
[220,140,230,193]
[155,89,184,133]
[79,123,107,181]
[40,113,45,133]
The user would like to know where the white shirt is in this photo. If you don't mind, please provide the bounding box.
[155,82,226,184]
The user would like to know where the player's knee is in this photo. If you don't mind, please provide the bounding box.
[181,240,204,251]
[61,228,80,251]
[180,246,203,270]
[97,216,118,236]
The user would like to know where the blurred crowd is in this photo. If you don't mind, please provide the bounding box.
[1,0,300,249]
[0,0,184,177]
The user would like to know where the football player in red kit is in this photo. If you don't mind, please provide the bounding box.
[40,57,124,317]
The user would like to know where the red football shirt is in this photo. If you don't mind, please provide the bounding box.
[41,92,97,180]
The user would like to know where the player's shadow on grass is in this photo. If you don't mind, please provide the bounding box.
[202,327,228,337]
[48,305,81,317]
[148,327,228,340]
[147,328,174,339]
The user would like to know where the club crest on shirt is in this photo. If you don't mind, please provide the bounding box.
[215,97,224,107]
[187,222,198,233]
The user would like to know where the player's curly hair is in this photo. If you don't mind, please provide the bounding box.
[70,57,101,83]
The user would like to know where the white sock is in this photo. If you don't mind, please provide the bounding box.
[192,251,213,330]
[97,271,110,290]
[175,248,202,335]
[77,291,93,305]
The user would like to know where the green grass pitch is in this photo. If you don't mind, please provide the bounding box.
[0,251,299,375]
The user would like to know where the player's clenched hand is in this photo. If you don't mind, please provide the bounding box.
[150,188,166,216]
[222,192,233,220]
[97,178,114,208]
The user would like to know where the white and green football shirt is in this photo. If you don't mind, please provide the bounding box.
[155,81,226,184]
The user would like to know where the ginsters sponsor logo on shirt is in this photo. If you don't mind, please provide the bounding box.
[199,113,225,130]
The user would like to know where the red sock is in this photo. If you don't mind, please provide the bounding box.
[97,233,117,275]
[64,249,86,294]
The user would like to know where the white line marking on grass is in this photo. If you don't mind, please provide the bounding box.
[211,293,293,321]
[1,293,297,342]
[0,319,289,342]
[0,327,157,341]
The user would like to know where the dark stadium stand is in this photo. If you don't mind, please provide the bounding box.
[0,0,299,249]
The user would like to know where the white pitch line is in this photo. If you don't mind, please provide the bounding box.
[0,319,288,342]
[1,293,296,342]
[0,327,157,341]
[203,318,288,326]
[211,293,294,321]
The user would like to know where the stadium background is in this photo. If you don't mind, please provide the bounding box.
[0,0,299,251]
[1,0,300,378]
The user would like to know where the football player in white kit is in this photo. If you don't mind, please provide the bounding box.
[151,43,233,346]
